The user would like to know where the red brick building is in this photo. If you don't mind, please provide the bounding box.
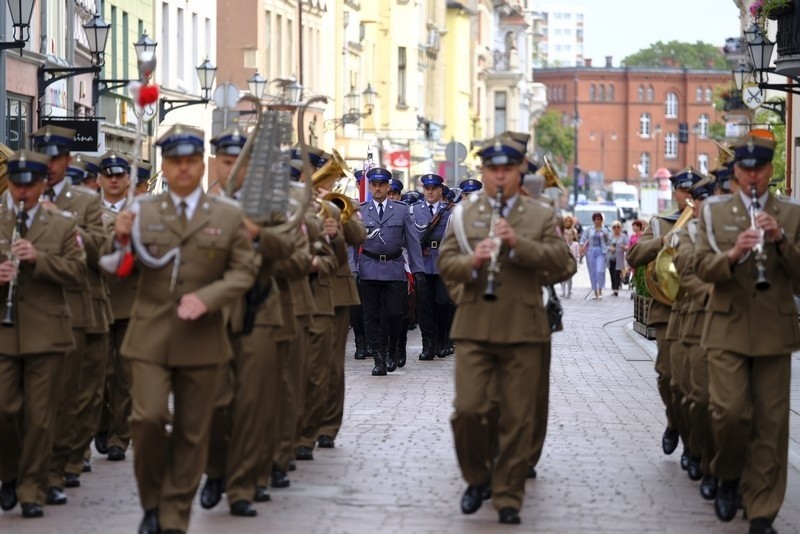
[535,65,732,190]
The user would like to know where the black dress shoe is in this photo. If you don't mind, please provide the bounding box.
[662,427,679,455]
[45,487,67,505]
[527,466,537,479]
[253,486,271,502]
[107,446,126,462]
[82,459,92,473]
[94,433,108,455]
[749,517,778,534]
[230,500,257,517]
[270,468,290,488]
[20,503,43,518]
[700,475,717,500]
[715,479,740,522]
[460,483,490,515]
[64,473,80,488]
[680,447,691,470]
[200,477,224,509]
[296,446,313,460]
[687,456,703,481]
[0,480,17,511]
[317,435,334,448]
[138,508,159,534]
[498,507,521,525]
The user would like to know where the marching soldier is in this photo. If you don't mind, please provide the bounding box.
[411,173,453,360]
[135,161,153,195]
[357,167,424,376]
[66,154,101,190]
[627,167,696,458]
[0,150,86,518]
[349,169,368,360]
[459,178,482,200]
[29,125,105,505]
[693,131,800,534]
[438,134,574,525]
[113,125,257,533]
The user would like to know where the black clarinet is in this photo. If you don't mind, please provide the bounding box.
[2,202,26,326]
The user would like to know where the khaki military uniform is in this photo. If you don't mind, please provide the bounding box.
[694,193,800,521]
[47,182,106,490]
[0,205,86,506]
[438,193,574,512]
[123,192,256,531]
[318,212,365,441]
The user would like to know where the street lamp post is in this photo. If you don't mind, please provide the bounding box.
[590,131,617,182]
[1,0,36,145]
[158,58,217,121]
[323,83,377,131]
[93,33,157,108]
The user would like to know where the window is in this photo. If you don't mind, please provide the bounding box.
[640,112,652,137]
[608,84,615,101]
[665,92,678,118]
[646,85,654,101]
[265,11,271,77]
[177,8,184,81]
[639,153,650,178]
[665,132,678,158]
[192,14,199,94]
[276,14,282,74]
[598,84,605,101]
[637,85,644,102]
[697,114,709,137]
[161,3,169,81]
[5,94,31,150]
[111,7,117,80]
[589,84,595,101]
[122,12,129,81]
[398,47,407,105]
[698,153,709,174]
[705,87,713,102]
[494,91,507,135]
[696,87,703,102]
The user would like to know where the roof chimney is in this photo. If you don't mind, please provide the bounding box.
[605,56,613,68]
[584,58,592,67]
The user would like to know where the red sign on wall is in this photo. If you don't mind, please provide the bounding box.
[387,150,410,168]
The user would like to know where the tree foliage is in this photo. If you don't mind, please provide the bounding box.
[535,109,575,174]
[754,105,787,192]
[621,41,729,69]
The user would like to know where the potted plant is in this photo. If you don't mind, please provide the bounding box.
[751,0,794,33]
[632,265,656,339]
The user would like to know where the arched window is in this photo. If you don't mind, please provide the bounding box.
[665,92,678,118]
[698,153,709,174]
[640,112,652,137]
[598,84,605,101]
[637,85,644,102]
[697,114,709,137]
[639,153,650,178]
[608,84,615,101]
[646,85,654,101]
[696,87,703,102]
[705,87,713,102]
[589,84,596,101]
[665,132,678,158]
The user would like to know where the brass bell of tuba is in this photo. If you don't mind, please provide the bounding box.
[645,200,695,305]
[536,155,567,192]
[312,149,353,190]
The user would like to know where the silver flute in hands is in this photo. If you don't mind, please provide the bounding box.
[2,201,25,326]
[749,185,770,291]
[483,186,504,301]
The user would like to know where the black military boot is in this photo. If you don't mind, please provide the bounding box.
[418,336,434,360]
[354,335,366,360]
[397,336,407,368]
[372,345,387,376]
[386,339,398,373]
[436,337,448,358]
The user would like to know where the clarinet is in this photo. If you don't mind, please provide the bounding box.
[2,202,26,327]
[749,186,770,291]
[483,186,504,301]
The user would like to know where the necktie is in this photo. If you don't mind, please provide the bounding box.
[111,203,118,212]
[18,211,28,238]
[45,187,56,202]
[429,204,435,217]
[378,202,384,221]
[178,201,188,229]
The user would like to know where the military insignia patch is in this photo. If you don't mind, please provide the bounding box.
[148,243,159,256]
[202,227,223,236]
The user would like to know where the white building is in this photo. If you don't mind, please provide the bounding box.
[530,1,585,68]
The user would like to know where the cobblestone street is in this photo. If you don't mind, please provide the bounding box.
[2,266,799,533]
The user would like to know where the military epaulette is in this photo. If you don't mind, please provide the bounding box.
[70,184,100,197]
[776,195,800,207]
[51,209,76,220]
[208,194,241,209]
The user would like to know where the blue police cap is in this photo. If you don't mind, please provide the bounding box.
[460,178,483,193]
[478,135,526,167]
[669,167,703,190]
[32,125,76,157]
[73,153,101,177]
[156,125,205,158]
[66,162,88,184]
[7,150,50,185]
[389,178,403,193]
[401,190,421,205]
[136,161,153,184]
[100,151,131,176]
[710,163,733,192]
[689,177,714,201]
[354,169,365,182]
[734,130,776,169]
[420,173,444,188]
[444,185,455,201]
[367,167,392,182]
[210,126,246,156]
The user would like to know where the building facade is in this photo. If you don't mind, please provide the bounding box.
[529,1,585,68]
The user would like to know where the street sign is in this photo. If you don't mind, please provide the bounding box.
[213,82,240,110]
[212,109,240,137]
[445,140,467,162]
[444,140,468,186]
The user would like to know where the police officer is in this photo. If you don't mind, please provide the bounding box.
[134,161,153,196]
[66,154,101,191]
[412,173,453,360]
[388,177,403,201]
[460,178,482,200]
[113,125,257,533]
[357,168,424,375]
[0,151,86,519]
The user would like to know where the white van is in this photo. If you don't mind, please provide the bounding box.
[607,181,639,221]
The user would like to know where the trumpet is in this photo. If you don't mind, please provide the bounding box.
[749,185,770,291]
[483,186,504,301]
[2,201,25,327]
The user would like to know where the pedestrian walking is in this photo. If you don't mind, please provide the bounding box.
[579,212,610,299]
[607,221,629,296]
